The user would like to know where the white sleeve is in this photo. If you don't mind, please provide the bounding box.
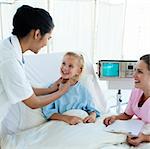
[0,58,33,104]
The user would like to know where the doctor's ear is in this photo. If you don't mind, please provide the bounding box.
[34,29,41,40]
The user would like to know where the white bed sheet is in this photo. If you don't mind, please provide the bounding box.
[0,110,124,149]
[1,110,150,149]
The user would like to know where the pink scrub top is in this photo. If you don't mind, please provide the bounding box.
[125,88,150,123]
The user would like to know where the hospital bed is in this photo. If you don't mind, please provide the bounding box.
[1,52,150,149]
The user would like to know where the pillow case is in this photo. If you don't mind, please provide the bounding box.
[63,109,89,119]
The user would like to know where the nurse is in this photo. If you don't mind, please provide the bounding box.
[0,5,71,135]
[103,54,150,146]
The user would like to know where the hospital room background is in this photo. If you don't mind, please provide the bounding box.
[0,0,150,113]
[1,0,150,148]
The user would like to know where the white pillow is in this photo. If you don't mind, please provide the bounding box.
[63,109,89,119]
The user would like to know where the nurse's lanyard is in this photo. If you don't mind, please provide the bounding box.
[9,37,25,64]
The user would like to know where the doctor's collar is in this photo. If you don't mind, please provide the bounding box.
[9,35,25,64]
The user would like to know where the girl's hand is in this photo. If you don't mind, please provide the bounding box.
[103,115,117,126]
[83,112,96,123]
[64,115,83,125]
[127,133,145,146]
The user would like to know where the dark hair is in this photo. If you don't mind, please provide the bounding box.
[140,54,150,71]
[12,5,54,38]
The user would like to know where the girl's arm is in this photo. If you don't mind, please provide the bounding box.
[83,111,96,123]
[50,113,83,125]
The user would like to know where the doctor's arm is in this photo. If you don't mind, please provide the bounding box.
[33,78,62,96]
[23,82,70,109]
[1,60,70,109]
[33,87,57,96]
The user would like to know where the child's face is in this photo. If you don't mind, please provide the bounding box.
[60,55,81,80]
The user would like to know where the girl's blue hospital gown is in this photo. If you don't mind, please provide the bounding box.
[42,82,100,119]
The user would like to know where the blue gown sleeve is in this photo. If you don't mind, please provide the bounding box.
[86,101,101,117]
[42,102,58,120]
[83,86,101,117]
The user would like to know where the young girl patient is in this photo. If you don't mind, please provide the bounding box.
[42,52,100,125]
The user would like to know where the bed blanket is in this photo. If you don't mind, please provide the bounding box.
[1,111,150,149]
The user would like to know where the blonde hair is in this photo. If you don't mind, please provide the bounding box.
[64,52,84,80]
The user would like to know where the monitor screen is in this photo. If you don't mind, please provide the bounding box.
[102,63,119,77]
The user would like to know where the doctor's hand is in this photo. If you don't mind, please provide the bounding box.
[103,115,117,126]
[127,133,145,146]
[61,76,78,86]
[58,77,79,94]
[58,80,71,94]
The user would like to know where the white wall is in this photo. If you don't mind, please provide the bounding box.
[123,0,150,60]
[50,0,95,59]
[0,0,127,61]
[1,0,150,108]
[1,0,150,61]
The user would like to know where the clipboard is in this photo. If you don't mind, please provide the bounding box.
[104,119,144,137]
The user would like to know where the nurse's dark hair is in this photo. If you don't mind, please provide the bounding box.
[12,5,54,38]
[140,54,150,71]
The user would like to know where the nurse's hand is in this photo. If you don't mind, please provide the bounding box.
[127,133,145,146]
[103,115,117,126]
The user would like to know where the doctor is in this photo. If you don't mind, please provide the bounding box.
[0,5,71,136]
